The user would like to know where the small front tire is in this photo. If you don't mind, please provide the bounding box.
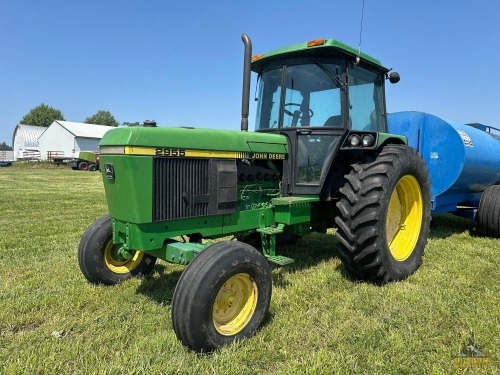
[171,241,272,353]
[78,215,156,285]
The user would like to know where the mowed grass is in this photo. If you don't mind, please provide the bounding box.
[0,167,498,374]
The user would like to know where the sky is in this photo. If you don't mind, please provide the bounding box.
[1,0,500,145]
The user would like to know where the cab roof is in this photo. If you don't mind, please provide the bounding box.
[251,38,389,73]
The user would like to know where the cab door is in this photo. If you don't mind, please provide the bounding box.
[280,128,346,196]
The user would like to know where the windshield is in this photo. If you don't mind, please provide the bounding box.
[255,62,344,130]
[255,61,387,132]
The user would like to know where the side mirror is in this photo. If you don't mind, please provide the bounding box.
[388,71,400,84]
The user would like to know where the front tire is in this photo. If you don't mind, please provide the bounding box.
[172,241,272,353]
[78,215,156,285]
[335,145,431,284]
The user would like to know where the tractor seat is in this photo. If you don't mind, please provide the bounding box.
[324,115,342,127]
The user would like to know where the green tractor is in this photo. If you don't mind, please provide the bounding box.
[78,34,431,352]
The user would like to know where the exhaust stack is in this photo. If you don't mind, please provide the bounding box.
[241,33,252,132]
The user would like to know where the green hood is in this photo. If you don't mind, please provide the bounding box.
[99,126,288,154]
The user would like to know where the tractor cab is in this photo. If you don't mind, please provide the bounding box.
[250,38,396,197]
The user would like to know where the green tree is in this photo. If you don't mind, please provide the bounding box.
[0,142,13,151]
[20,103,65,127]
[84,110,119,127]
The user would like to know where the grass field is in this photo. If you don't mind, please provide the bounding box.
[0,166,498,374]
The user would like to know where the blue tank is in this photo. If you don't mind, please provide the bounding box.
[387,111,500,214]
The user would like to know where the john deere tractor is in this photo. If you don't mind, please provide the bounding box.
[78,34,431,352]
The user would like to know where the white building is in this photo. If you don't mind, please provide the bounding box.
[12,124,45,161]
[38,121,114,161]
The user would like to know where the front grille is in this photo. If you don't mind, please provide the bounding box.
[153,158,209,221]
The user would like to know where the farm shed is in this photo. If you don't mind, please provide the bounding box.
[12,124,45,161]
[38,121,114,161]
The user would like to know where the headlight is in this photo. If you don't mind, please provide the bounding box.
[349,135,361,147]
[362,134,375,147]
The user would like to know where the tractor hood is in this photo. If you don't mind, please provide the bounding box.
[99,126,288,156]
[98,126,288,225]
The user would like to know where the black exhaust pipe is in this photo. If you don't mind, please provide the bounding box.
[241,33,252,132]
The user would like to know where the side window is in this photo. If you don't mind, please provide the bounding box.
[348,66,385,131]
[255,68,282,130]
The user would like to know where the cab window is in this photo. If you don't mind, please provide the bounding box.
[348,66,385,131]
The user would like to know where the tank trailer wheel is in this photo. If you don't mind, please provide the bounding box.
[335,145,432,284]
[78,215,156,285]
[478,185,500,238]
[171,241,272,353]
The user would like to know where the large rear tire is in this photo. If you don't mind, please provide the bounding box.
[477,185,500,238]
[335,145,431,284]
[172,241,272,353]
[78,215,156,285]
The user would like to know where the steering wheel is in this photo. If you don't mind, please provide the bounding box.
[283,103,314,119]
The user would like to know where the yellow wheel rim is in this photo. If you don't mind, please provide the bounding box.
[212,273,258,336]
[386,175,423,261]
[104,241,144,274]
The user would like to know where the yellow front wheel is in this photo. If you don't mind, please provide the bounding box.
[212,273,258,336]
[103,241,145,274]
[78,215,156,285]
[172,241,272,353]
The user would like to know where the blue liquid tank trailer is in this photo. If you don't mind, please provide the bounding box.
[388,111,500,218]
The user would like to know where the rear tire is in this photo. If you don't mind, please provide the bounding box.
[78,215,156,285]
[172,241,271,353]
[477,185,500,238]
[335,145,431,284]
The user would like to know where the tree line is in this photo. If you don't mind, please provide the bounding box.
[19,103,140,128]
[0,142,12,151]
